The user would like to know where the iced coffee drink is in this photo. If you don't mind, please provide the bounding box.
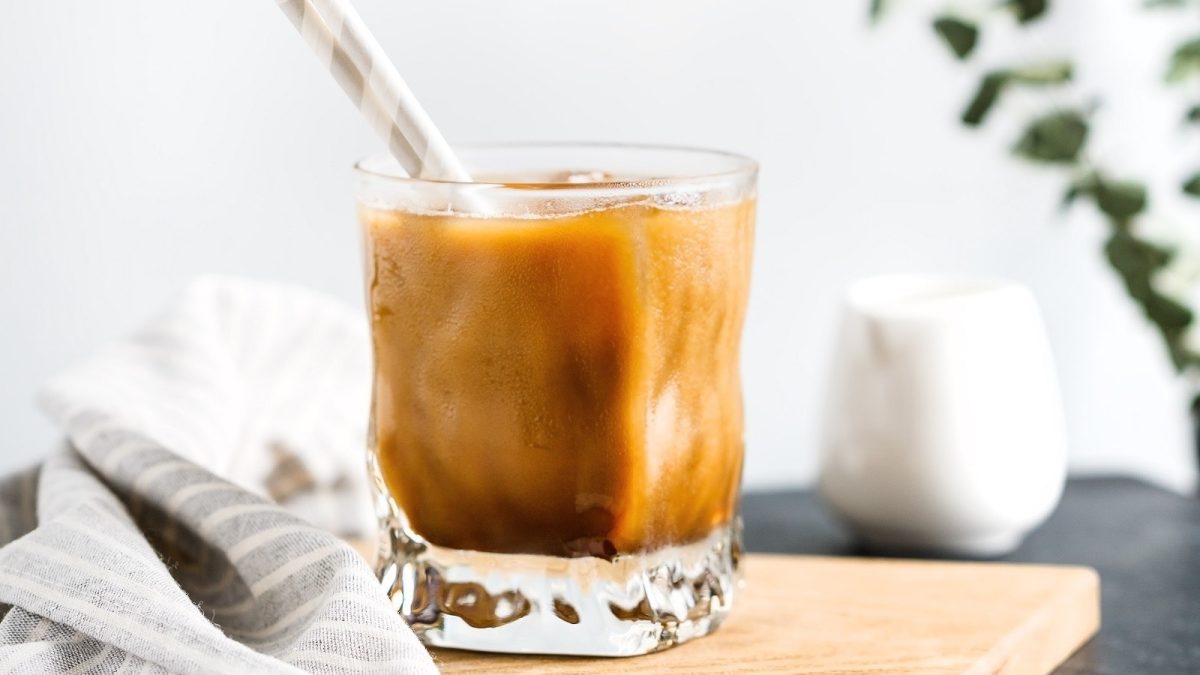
[356,144,756,656]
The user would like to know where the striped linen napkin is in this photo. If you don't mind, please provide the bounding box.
[0,277,437,674]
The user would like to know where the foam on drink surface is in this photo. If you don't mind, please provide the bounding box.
[357,169,742,221]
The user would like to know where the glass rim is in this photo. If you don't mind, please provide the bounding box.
[352,141,758,190]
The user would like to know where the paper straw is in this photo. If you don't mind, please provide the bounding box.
[274,0,472,182]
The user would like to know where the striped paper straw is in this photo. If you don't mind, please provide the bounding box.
[275,0,472,182]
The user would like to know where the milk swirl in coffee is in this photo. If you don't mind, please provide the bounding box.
[362,186,755,558]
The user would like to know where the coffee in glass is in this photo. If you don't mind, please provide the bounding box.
[356,143,756,656]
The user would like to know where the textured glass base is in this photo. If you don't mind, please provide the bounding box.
[374,518,742,656]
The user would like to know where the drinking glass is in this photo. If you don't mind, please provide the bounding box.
[353,143,756,656]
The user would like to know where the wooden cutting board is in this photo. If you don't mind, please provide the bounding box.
[350,545,1099,674]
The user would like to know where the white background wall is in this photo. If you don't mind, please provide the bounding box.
[1,1,1197,491]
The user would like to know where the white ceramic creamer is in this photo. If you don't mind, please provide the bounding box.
[819,275,1067,556]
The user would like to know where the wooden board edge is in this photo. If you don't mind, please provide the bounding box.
[969,565,1100,675]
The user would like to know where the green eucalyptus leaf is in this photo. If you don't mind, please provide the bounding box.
[1167,38,1200,82]
[1144,289,1194,371]
[1150,294,1195,371]
[1105,234,1136,276]
[1012,110,1089,163]
[1002,0,1049,24]
[933,16,979,60]
[1062,184,1084,210]
[962,72,1010,126]
[869,0,885,23]
[1103,231,1188,369]
[1009,60,1073,85]
[1105,231,1172,276]
[1095,179,1148,219]
[1184,172,1200,196]
[1166,336,1194,371]
[1062,172,1097,210]
[1151,294,1195,330]
[1061,173,1147,220]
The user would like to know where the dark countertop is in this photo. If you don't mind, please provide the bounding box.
[741,477,1200,675]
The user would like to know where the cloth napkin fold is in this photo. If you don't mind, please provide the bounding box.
[0,277,437,674]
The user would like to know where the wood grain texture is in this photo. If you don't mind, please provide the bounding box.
[348,544,1098,674]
